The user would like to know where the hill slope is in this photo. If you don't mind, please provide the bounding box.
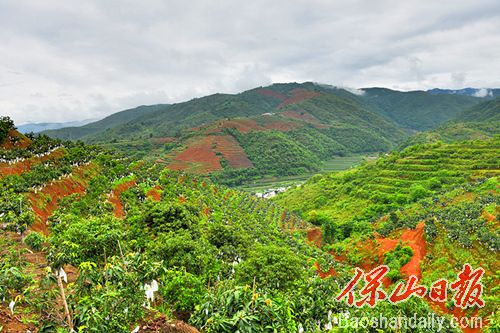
[274,138,500,329]
[400,97,500,147]
[361,87,480,130]
[43,104,169,140]
[45,83,410,182]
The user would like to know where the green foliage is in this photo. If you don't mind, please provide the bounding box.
[159,269,206,313]
[235,130,322,176]
[72,257,147,333]
[0,116,15,143]
[362,87,479,130]
[23,231,46,251]
[147,230,213,275]
[0,243,35,300]
[143,202,199,233]
[235,244,306,291]
[190,282,297,333]
[384,242,413,281]
[48,215,124,267]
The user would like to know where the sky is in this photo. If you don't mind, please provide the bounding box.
[1,0,499,124]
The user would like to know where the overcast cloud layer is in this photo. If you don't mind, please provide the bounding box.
[1,0,499,124]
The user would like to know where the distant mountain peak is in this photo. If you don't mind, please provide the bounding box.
[427,87,499,98]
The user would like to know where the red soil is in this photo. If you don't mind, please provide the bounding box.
[376,222,426,279]
[306,227,323,248]
[168,135,253,174]
[426,298,486,333]
[0,130,31,149]
[0,148,65,178]
[482,209,497,225]
[169,137,222,174]
[257,88,286,101]
[108,179,137,218]
[281,110,329,129]
[277,89,321,109]
[194,117,301,135]
[140,314,200,333]
[261,118,301,131]
[212,135,253,168]
[216,119,264,133]
[28,163,97,235]
[314,261,337,278]
[147,185,162,201]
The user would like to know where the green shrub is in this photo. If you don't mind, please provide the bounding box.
[235,244,305,291]
[190,281,296,333]
[159,269,206,313]
[23,231,46,251]
[384,242,413,281]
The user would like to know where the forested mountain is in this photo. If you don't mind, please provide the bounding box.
[428,88,500,99]
[44,83,409,182]
[361,87,480,130]
[400,97,500,147]
[42,83,490,184]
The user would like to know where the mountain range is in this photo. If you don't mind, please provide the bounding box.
[42,82,499,184]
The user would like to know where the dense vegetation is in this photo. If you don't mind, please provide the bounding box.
[3,121,487,332]
[2,97,499,333]
[275,137,499,330]
[42,82,491,184]
[400,97,500,148]
[0,116,15,144]
[361,88,480,130]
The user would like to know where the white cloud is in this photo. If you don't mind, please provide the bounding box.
[473,88,492,98]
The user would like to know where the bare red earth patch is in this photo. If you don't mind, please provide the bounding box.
[306,227,323,248]
[376,222,426,279]
[168,137,222,174]
[257,88,286,101]
[0,130,31,149]
[151,137,177,144]
[277,89,321,109]
[28,163,98,235]
[216,119,263,133]
[0,148,65,179]
[109,179,137,218]
[212,135,253,168]
[147,185,162,201]
[168,135,253,173]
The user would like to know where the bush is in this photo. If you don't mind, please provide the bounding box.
[23,231,46,251]
[143,202,199,233]
[160,269,206,313]
[190,281,296,333]
[384,242,413,281]
[235,244,305,291]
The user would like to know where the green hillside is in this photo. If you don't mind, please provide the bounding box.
[361,87,480,130]
[400,97,500,147]
[43,83,410,182]
[2,118,499,332]
[276,138,500,221]
[454,97,500,123]
[274,138,500,327]
[43,104,169,141]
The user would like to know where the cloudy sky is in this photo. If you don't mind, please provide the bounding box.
[1,0,499,124]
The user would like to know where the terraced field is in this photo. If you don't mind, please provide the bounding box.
[167,135,254,173]
[276,138,500,222]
